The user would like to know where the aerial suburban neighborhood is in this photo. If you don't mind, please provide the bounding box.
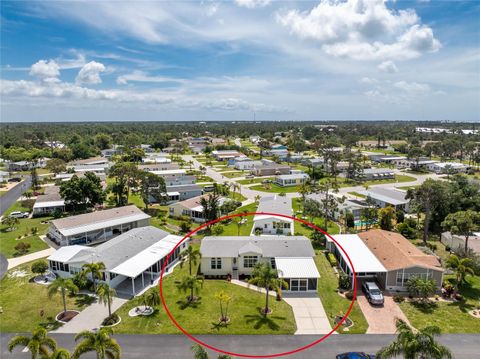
[1,1,479,358]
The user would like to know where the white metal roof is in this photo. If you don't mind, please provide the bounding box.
[58,213,151,237]
[328,234,387,273]
[47,245,90,262]
[33,200,65,208]
[275,257,320,279]
[109,234,183,277]
[149,169,186,175]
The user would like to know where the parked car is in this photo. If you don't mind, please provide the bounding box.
[336,353,375,359]
[203,185,215,192]
[362,281,384,305]
[8,177,22,182]
[245,174,254,179]
[9,211,29,219]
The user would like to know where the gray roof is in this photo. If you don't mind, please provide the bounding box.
[361,187,409,205]
[256,196,292,217]
[363,168,395,175]
[166,184,201,192]
[67,226,170,270]
[200,236,314,258]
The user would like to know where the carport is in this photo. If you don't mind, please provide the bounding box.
[326,234,387,289]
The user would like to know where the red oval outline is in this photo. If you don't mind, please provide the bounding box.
[159,211,357,358]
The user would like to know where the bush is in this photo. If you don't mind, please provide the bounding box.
[180,221,191,233]
[396,222,416,239]
[31,259,49,275]
[345,291,355,300]
[14,242,31,255]
[393,295,405,303]
[327,252,337,267]
[338,272,351,290]
[426,242,438,251]
[211,224,224,236]
[72,273,92,291]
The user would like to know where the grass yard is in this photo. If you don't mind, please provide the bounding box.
[228,192,247,202]
[250,183,302,193]
[0,261,94,332]
[359,174,416,187]
[222,171,246,178]
[292,198,341,236]
[0,201,50,258]
[114,260,296,335]
[314,251,368,334]
[218,202,258,236]
[236,177,274,185]
[348,192,366,198]
[195,175,214,182]
[398,185,420,191]
[399,275,480,333]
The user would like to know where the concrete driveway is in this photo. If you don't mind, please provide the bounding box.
[283,293,333,335]
[357,295,410,334]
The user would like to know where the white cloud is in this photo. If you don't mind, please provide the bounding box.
[394,80,431,94]
[360,77,378,84]
[277,0,440,60]
[116,71,186,85]
[235,0,271,9]
[29,60,60,82]
[75,61,106,85]
[378,60,398,73]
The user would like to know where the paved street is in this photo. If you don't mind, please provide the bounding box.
[2,333,479,358]
[0,178,32,217]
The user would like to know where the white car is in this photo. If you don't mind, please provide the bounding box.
[9,211,29,219]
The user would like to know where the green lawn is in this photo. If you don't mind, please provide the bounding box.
[0,201,50,258]
[195,175,214,182]
[399,275,480,333]
[360,174,416,187]
[0,261,94,332]
[228,192,247,202]
[250,183,302,193]
[397,185,420,191]
[314,251,368,334]
[236,177,274,185]
[222,171,246,178]
[348,192,366,198]
[219,203,258,236]
[114,259,296,335]
[292,198,341,236]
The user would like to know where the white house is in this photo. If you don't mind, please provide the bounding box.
[47,226,187,296]
[275,172,309,187]
[47,205,151,246]
[200,236,320,292]
[427,162,469,174]
[33,186,65,215]
[168,194,228,222]
[252,196,293,235]
[360,187,410,213]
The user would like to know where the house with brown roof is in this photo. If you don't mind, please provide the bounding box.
[328,229,443,292]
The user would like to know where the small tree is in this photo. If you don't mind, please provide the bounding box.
[48,277,79,315]
[176,275,204,303]
[406,276,436,302]
[81,262,106,293]
[179,245,201,276]
[446,254,475,291]
[338,272,351,290]
[378,206,396,231]
[14,242,31,255]
[442,210,480,253]
[96,283,117,318]
[31,259,49,277]
[143,290,161,308]
[72,328,120,359]
[214,290,232,323]
[2,216,19,231]
[8,327,57,359]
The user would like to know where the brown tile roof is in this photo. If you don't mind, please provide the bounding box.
[358,229,442,272]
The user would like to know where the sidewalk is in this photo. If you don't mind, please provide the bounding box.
[53,297,128,334]
[7,247,56,270]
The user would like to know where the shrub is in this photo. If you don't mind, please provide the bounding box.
[406,276,436,301]
[393,295,405,303]
[180,221,191,233]
[426,242,438,251]
[345,291,355,300]
[31,259,49,275]
[72,272,92,291]
[211,224,224,236]
[327,252,337,267]
[14,242,31,255]
[338,272,351,290]
[396,222,416,239]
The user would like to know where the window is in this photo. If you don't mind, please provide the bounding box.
[210,258,222,270]
[243,256,258,268]
[270,258,276,269]
[110,272,118,280]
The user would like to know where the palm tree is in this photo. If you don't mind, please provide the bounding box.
[235,217,246,235]
[248,262,288,317]
[72,328,121,359]
[96,283,117,318]
[8,327,57,359]
[377,319,452,359]
[81,262,106,293]
[446,255,475,291]
[176,275,204,303]
[254,195,261,204]
[48,277,79,315]
[179,245,201,275]
[142,290,161,308]
[49,348,71,359]
[214,290,232,323]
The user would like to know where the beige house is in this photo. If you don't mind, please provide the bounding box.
[328,230,443,292]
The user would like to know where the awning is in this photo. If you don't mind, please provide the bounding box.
[275,257,320,278]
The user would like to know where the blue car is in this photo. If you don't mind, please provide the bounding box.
[336,353,375,359]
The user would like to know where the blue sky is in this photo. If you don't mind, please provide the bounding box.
[1,0,479,122]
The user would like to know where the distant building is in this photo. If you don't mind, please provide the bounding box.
[168,194,228,222]
[355,168,395,181]
[252,196,293,235]
[251,163,291,177]
[33,186,65,215]
[165,184,203,203]
[427,162,469,174]
[275,172,309,187]
[360,187,410,212]
[441,231,480,254]
[212,150,246,161]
